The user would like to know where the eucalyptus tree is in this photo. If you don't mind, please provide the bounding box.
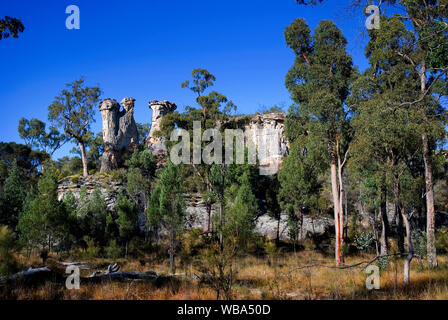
[284,18,355,265]
[278,106,325,243]
[161,69,236,233]
[48,79,102,177]
[18,118,67,158]
[348,0,448,268]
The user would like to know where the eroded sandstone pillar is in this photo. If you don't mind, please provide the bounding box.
[99,97,139,172]
[145,100,177,154]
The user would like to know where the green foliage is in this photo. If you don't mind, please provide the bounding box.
[354,231,375,252]
[105,239,122,259]
[0,225,19,276]
[376,256,390,271]
[0,142,45,182]
[115,192,138,252]
[436,227,448,254]
[48,78,101,140]
[412,230,427,258]
[68,131,103,173]
[18,118,66,156]
[136,123,150,145]
[81,236,101,259]
[0,16,24,40]
[147,161,186,273]
[0,162,26,228]
[286,205,300,243]
[48,78,102,176]
[222,174,258,250]
[17,165,67,250]
[181,68,216,97]
[76,188,108,245]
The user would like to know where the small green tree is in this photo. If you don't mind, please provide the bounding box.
[0,162,26,229]
[77,187,108,245]
[198,173,258,300]
[48,78,102,177]
[17,165,66,252]
[115,192,138,257]
[147,161,186,273]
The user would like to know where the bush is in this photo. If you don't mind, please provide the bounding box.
[354,231,375,252]
[0,225,19,276]
[412,230,427,258]
[105,239,122,259]
[436,226,448,254]
[82,236,101,259]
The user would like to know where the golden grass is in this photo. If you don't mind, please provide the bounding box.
[4,251,448,300]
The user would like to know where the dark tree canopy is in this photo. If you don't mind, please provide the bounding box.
[0,16,24,40]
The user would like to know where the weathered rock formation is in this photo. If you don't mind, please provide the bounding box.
[57,178,333,240]
[242,112,289,175]
[99,98,139,172]
[145,100,177,154]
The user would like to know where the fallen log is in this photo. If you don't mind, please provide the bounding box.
[82,270,164,284]
[1,267,64,286]
[2,266,175,287]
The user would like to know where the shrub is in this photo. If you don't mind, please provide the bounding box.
[0,225,19,276]
[82,236,101,259]
[354,231,375,252]
[412,230,427,258]
[436,226,448,254]
[105,239,122,259]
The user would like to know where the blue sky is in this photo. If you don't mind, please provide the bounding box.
[0,0,370,159]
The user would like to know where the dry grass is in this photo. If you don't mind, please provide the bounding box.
[4,251,448,300]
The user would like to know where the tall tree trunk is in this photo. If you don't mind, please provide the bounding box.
[330,156,343,266]
[394,183,405,253]
[422,132,438,268]
[169,228,174,274]
[401,206,413,285]
[78,141,89,177]
[276,214,281,245]
[204,201,211,233]
[337,149,345,246]
[380,191,389,256]
[298,208,303,240]
[419,61,438,268]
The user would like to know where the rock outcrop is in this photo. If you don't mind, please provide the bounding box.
[99,98,139,172]
[243,112,289,175]
[57,178,333,239]
[145,100,177,155]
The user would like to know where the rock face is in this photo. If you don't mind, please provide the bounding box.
[99,98,139,172]
[243,112,289,175]
[57,175,146,229]
[57,179,332,239]
[58,175,122,210]
[145,104,289,174]
[145,100,177,155]
[183,193,333,239]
